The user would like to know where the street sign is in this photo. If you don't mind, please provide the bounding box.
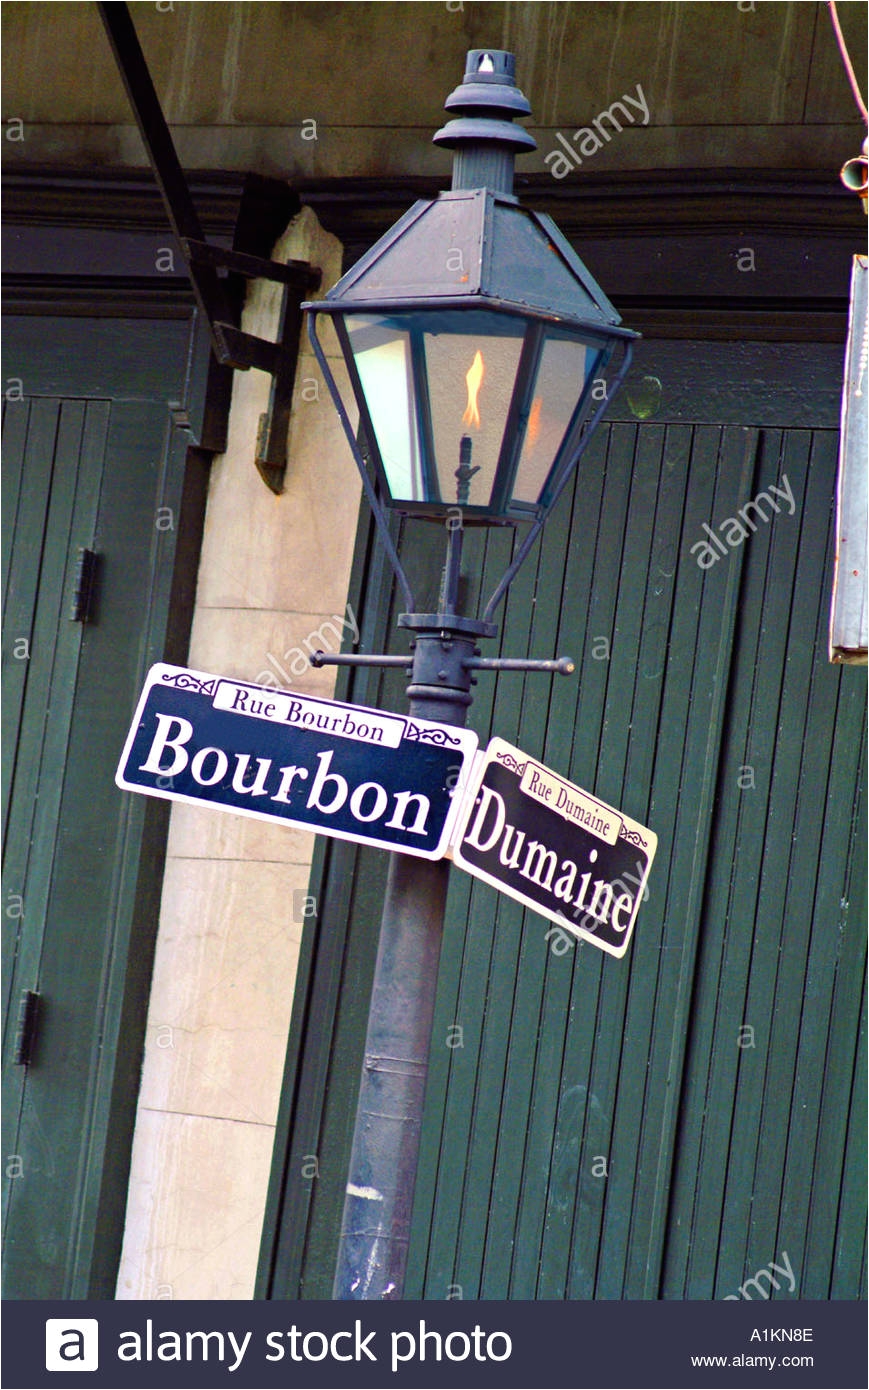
[451,738,656,957]
[116,664,478,860]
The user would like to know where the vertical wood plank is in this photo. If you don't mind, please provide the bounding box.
[277,347,864,1307]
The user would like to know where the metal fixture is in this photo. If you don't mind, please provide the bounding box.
[309,49,638,1301]
[97,1,322,492]
[840,137,868,213]
[69,548,99,624]
[13,990,40,1067]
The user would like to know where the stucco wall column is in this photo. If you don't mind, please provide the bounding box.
[116,206,359,1301]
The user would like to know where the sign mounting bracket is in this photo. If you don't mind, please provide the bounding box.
[96,0,322,494]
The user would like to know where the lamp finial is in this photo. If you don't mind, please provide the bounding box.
[433,49,536,196]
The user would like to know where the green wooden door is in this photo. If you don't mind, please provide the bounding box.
[660,424,866,1301]
[2,315,208,1298]
[260,340,866,1302]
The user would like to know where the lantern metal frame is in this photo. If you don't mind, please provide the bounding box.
[303,46,636,631]
[307,305,634,625]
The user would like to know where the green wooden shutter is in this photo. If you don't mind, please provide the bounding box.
[407,424,865,1301]
[408,422,761,1298]
[260,341,865,1303]
[2,315,209,1298]
[2,396,110,1260]
[661,428,866,1301]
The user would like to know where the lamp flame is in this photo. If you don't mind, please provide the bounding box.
[462,350,485,428]
[527,396,542,450]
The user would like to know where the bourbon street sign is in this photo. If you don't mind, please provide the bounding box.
[451,738,657,957]
[116,664,478,860]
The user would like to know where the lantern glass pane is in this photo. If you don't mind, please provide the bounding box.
[345,310,530,511]
[345,315,425,500]
[422,317,524,509]
[511,332,602,506]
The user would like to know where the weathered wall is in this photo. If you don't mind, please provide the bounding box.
[115,206,359,1299]
[2,1,866,177]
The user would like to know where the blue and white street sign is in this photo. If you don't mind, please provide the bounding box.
[116,664,478,860]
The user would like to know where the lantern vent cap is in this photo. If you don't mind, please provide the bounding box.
[433,47,537,172]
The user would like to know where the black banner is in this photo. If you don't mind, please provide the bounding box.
[6,1298,865,1389]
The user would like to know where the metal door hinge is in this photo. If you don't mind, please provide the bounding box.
[13,990,41,1066]
[70,548,99,623]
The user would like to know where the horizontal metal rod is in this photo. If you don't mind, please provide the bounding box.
[310,651,575,675]
[309,651,412,669]
[464,655,575,674]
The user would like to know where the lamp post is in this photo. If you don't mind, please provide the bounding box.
[304,48,638,1301]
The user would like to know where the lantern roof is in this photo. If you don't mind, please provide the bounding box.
[310,47,637,342]
[318,189,632,336]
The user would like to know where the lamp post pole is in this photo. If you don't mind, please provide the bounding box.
[308,47,637,1300]
[332,466,503,1298]
[326,531,573,1299]
[330,608,475,1300]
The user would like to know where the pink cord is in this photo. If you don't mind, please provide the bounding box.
[828,0,868,125]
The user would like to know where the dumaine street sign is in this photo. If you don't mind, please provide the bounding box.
[116,664,478,860]
[451,738,657,957]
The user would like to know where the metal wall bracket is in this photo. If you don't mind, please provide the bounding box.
[97,2,322,494]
